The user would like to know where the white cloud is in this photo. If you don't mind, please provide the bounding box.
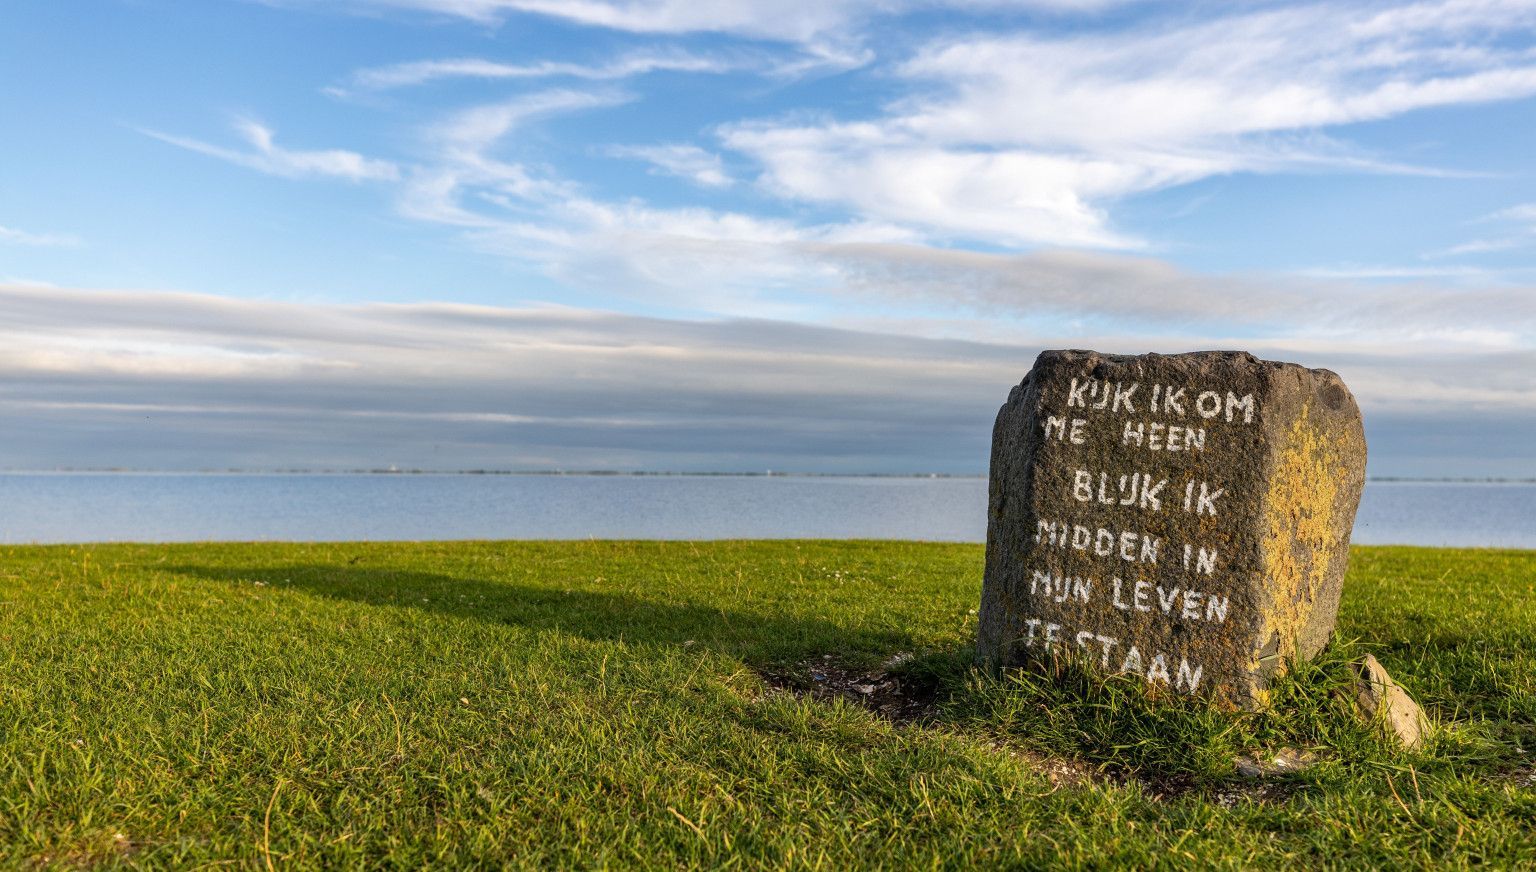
[389,90,911,312]
[330,49,738,95]
[200,3,1536,294]
[395,89,626,230]
[429,89,628,156]
[393,89,625,231]
[1423,237,1529,259]
[896,2,1536,149]
[142,119,400,182]
[720,0,1536,248]
[1426,200,1536,258]
[377,79,1536,328]
[605,143,733,188]
[722,123,1207,248]
[1489,202,1536,223]
[0,224,80,247]
[289,0,1141,75]
[317,0,1142,33]
[307,0,906,42]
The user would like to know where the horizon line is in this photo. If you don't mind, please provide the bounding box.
[1,468,1533,484]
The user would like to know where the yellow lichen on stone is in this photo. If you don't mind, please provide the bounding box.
[1253,405,1343,693]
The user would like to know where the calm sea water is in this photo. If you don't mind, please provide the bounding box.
[0,473,1532,548]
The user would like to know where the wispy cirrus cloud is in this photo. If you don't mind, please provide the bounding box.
[893,1,1536,150]
[177,2,1536,325]
[604,143,733,188]
[284,0,1136,77]
[0,223,81,247]
[218,2,1536,266]
[313,0,1140,34]
[1489,203,1536,223]
[1425,201,1536,259]
[721,0,1536,249]
[328,48,739,97]
[390,88,918,312]
[290,0,920,42]
[141,119,400,182]
[395,88,629,230]
[428,88,630,156]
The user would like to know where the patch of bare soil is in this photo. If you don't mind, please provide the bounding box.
[1500,765,1536,789]
[1208,780,1301,807]
[758,653,939,725]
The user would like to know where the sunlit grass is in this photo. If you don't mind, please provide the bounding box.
[0,541,1532,867]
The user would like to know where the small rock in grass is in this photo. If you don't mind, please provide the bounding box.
[1233,747,1317,778]
[1354,654,1429,750]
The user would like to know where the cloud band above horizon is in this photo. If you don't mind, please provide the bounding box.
[2,284,1530,477]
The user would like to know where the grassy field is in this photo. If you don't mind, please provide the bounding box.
[1,541,1533,868]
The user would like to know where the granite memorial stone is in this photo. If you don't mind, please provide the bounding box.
[977,350,1366,709]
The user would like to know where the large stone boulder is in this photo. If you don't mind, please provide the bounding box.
[977,350,1366,709]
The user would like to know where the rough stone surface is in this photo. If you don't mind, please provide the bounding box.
[1355,654,1429,749]
[977,350,1366,709]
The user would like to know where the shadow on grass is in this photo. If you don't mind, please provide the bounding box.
[166,563,913,667]
[168,563,1484,789]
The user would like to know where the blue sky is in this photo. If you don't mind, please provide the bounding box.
[3,0,1536,474]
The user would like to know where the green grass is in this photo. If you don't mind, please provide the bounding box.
[0,541,1533,868]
